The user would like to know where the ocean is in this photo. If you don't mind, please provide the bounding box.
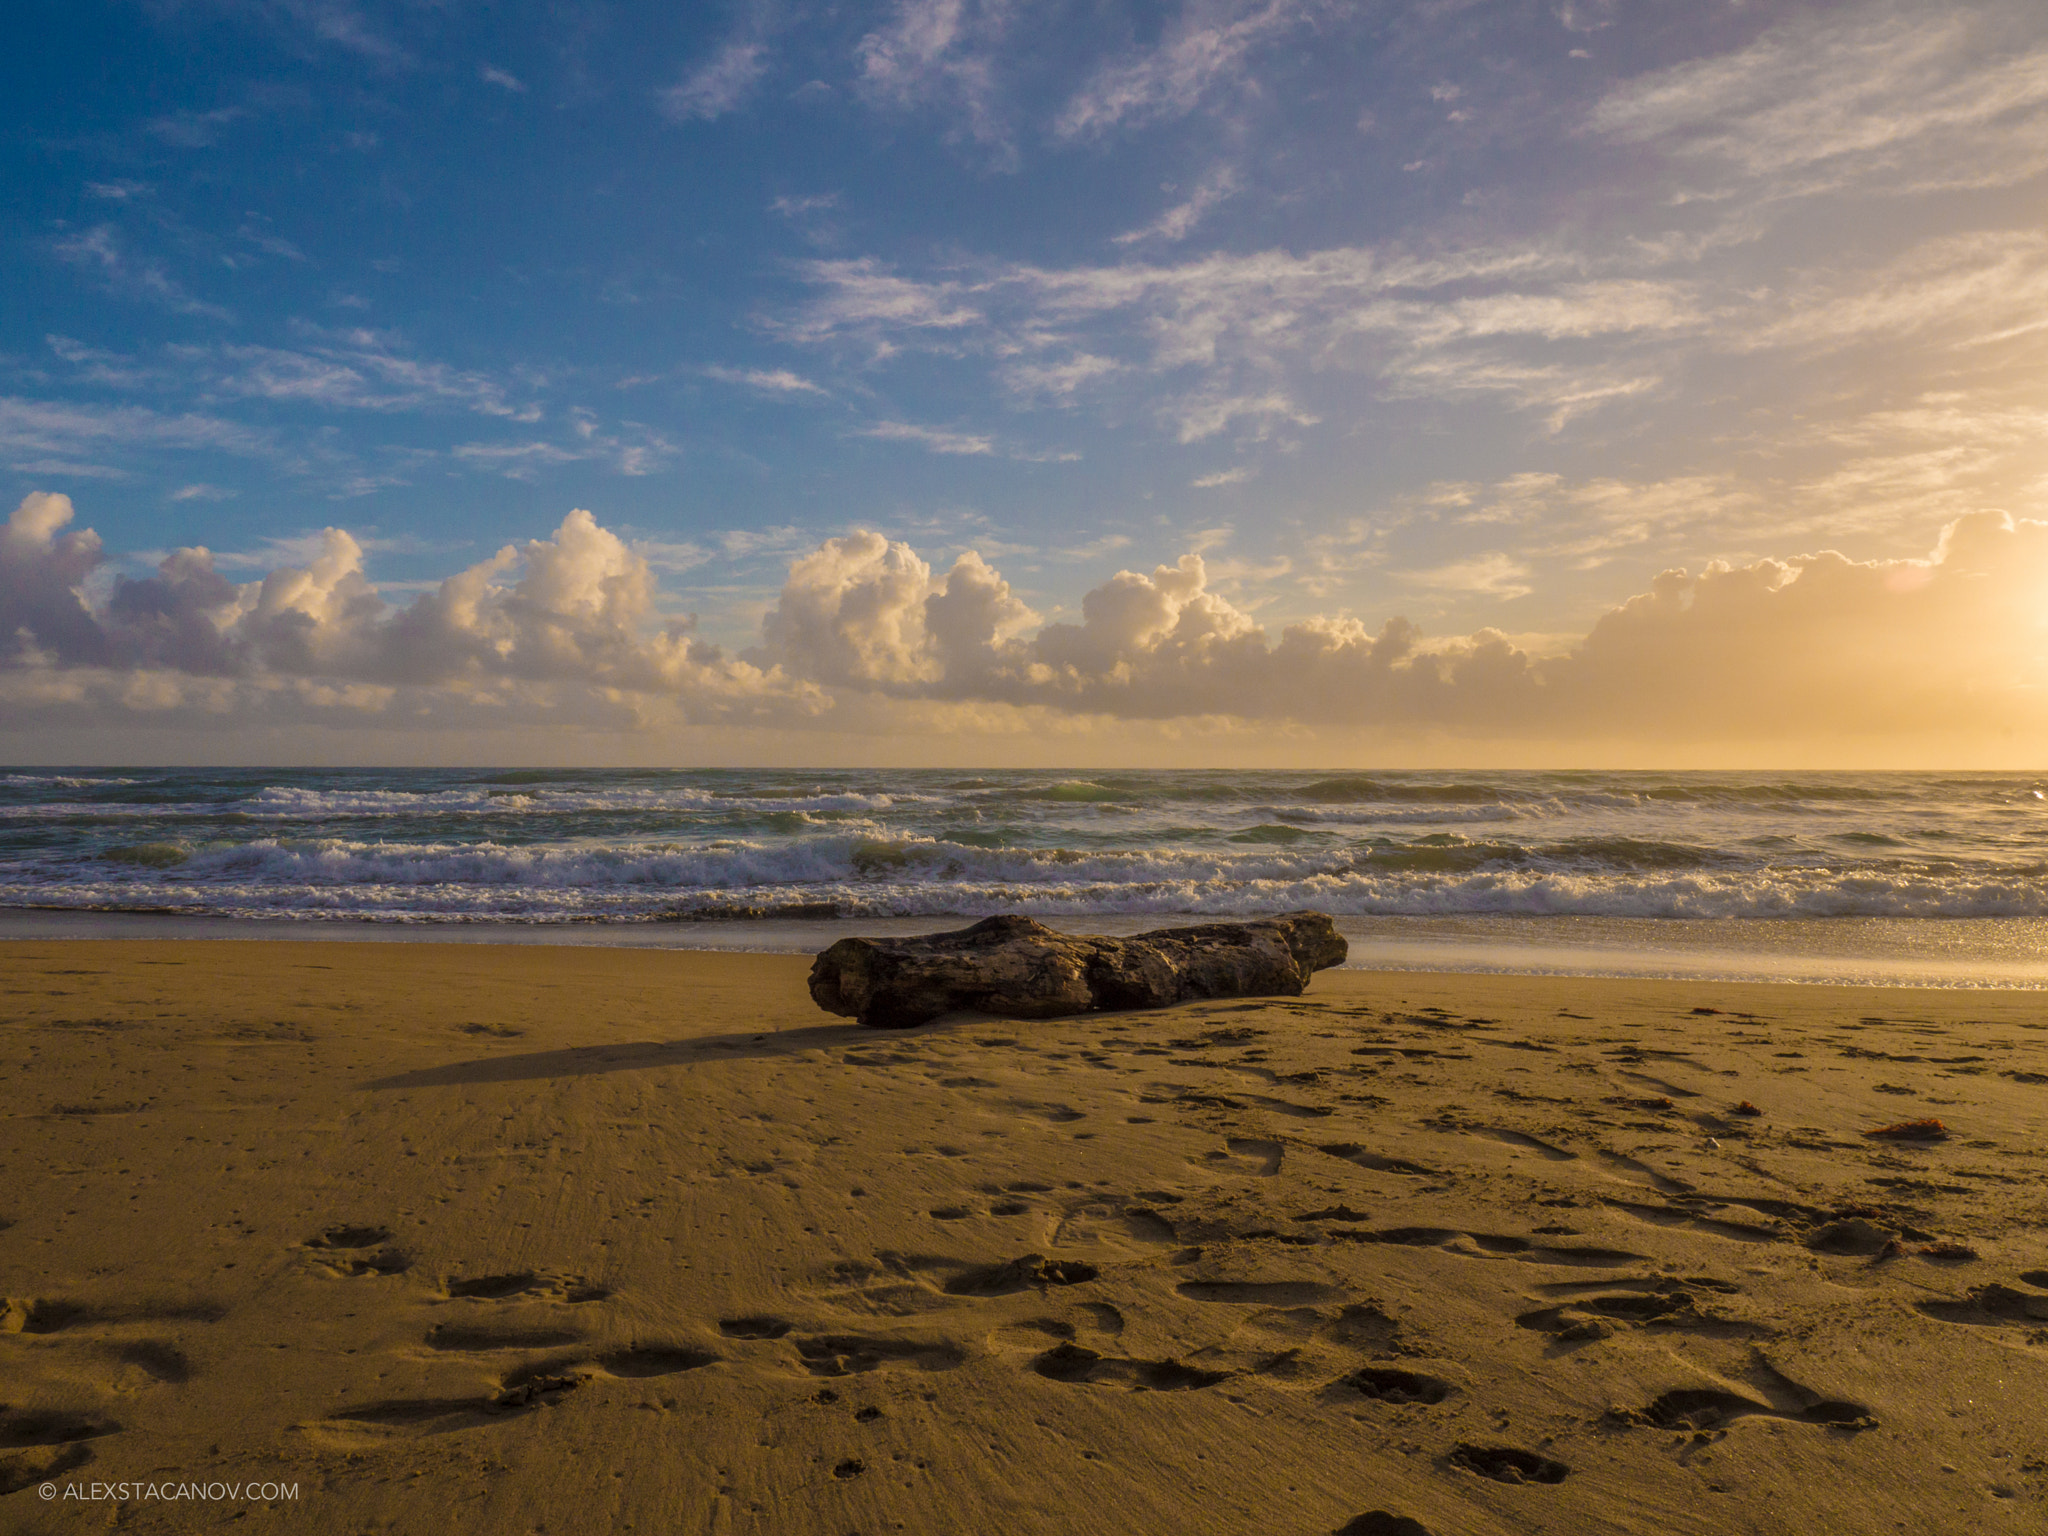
[5,767,2048,987]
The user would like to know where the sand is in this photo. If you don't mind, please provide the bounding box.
[2,939,2046,1534]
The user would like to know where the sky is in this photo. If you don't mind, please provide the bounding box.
[5,0,2048,766]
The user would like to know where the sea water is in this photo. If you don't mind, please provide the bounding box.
[4,767,2047,987]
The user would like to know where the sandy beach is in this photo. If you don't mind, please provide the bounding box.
[3,938,2046,1534]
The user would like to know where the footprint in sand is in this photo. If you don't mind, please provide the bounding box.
[1,1441,98,1497]
[986,1317,1076,1352]
[306,1348,715,1446]
[303,1224,411,1279]
[1916,1283,2048,1327]
[1,1408,121,1452]
[2,1297,87,1334]
[2,1296,222,1334]
[424,1323,587,1352]
[594,1346,718,1378]
[440,1271,611,1303]
[102,1339,192,1387]
[791,1334,966,1377]
[1517,1278,1757,1341]
[1190,1137,1282,1177]
[944,1256,1100,1296]
[720,1316,793,1340]
[1315,1143,1436,1178]
[308,1379,575,1444]
[1342,1366,1456,1406]
[1028,1342,1228,1392]
[1447,1444,1570,1485]
[1075,1302,1124,1337]
[306,1224,392,1249]
[802,1257,957,1318]
[1336,1514,1435,1536]
[1050,1201,1179,1255]
[1623,1385,1873,1431]
[1334,1228,1645,1268]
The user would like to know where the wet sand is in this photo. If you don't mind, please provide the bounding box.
[2,939,2046,1533]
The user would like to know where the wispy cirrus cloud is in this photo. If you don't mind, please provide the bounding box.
[455,414,678,480]
[1113,164,1242,246]
[229,0,411,66]
[855,0,1013,155]
[53,226,231,322]
[145,106,248,148]
[0,397,272,483]
[701,364,829,396]
[183,330,544,420]
[663,39,770,121]
[780,239,1685,439]
[1055,0,1313,140]
[856,419,995,455]
[1592,4,2048,198]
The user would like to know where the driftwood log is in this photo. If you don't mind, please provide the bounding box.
[808,911,1348,1028]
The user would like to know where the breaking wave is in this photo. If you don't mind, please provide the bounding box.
[3,765,2045,925]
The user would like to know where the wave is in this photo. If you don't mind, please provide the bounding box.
[12,864,2048,922]
[5,823,2047,923]
[0,785,920,821]
[2,773,142,788]
[1252,803,1529,826]
[1294,777,1509,804]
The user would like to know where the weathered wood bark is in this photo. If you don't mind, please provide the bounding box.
[808,911,1348,1028]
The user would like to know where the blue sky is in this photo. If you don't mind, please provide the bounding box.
[7,0,2048,763]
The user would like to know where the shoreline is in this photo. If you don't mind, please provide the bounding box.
[3,905,2046,990]
[3,938,2045,1534]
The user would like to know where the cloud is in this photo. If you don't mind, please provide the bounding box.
[1001,352,1123,400]
[453,414,678,481]
[663,39,770,122]
[779,242,1680,436]
[755,529,1039,690]
[702,364,828,396]
[1113,165,1242,246]
[771,193,841,218]
[233,0,409,65]
[857,420,994,455]
[1056,0,1310,140]
[742,514,2048,739]
[0,495,815,726]
[0,397,270,464]
[1164,389,1318,443]
[145,106,248,148]
[1191,466,1253,488]
[855,0,1011,154]
[1397,551,1534,600]
[774,258,987,348]
[1742,231,2048,354]
[187,331,542,418]
[53,226,231,321]
[1592,5,2048,198]
[479,64,528,92]
[9,497,2048,748]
